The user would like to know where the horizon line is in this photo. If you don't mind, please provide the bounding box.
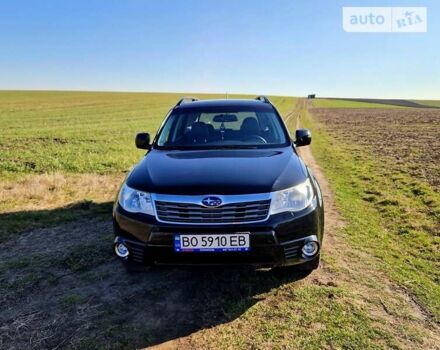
[0,88,437,101]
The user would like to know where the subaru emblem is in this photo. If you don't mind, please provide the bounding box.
[201,196,222,207]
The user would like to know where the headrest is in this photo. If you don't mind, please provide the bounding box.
[240,117,260,134]
[191,122,209,142]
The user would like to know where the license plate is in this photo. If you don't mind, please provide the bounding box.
[174,233,250,252]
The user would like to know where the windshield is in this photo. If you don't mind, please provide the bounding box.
[156,105,290,149]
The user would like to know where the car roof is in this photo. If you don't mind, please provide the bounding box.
[174,99,274,110]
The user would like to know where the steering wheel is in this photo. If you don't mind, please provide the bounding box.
[243,135,267,144]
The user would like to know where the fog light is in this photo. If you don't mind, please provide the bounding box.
[114,242,129,258]
[302,241,319,257]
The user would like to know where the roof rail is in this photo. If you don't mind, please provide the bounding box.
[255,95,271,104]
[175,97,199,107]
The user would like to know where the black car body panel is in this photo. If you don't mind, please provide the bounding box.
[113,97,324,269]
[127,148,308,195]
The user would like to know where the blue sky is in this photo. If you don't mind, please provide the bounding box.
[0,0,438,99]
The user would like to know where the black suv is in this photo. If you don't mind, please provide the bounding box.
[113,96,324,271]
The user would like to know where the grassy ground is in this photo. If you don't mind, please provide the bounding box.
[0,91,291,177]
[0,91,293,241]
[310,98,402,108]
[182,100,440,349]
[310,108,440,189]
[311,98,440,109]
[412,100,440,108]
[0,92,439,349]
[302,104,439,322]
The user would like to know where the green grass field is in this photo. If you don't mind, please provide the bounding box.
[0,91,295,241]
[309,98,402,108]
[0,91,439,349]
[0,91,294,178]
[412,100,440,108]
[301,108,440,323]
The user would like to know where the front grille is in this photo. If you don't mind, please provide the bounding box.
[154,199,271,224]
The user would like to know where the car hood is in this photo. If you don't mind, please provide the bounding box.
[126,148,308,195]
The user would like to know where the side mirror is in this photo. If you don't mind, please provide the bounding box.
[135,132,151,149]
[295,129,311,147]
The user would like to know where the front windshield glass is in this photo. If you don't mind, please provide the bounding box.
[156,105,289,149]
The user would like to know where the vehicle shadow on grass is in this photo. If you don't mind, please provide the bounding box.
[0,202,309,349]
[138,265,309,348]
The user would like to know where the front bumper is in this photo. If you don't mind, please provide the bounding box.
[112,199,324,267]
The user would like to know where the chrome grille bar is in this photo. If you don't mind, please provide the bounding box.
[152,193,272,225]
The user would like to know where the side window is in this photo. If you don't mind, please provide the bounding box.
[170,114,186,141]
[157,115,176,146]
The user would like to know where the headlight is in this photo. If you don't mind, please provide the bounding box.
[270,179,314,214]
[118,183,154,215]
